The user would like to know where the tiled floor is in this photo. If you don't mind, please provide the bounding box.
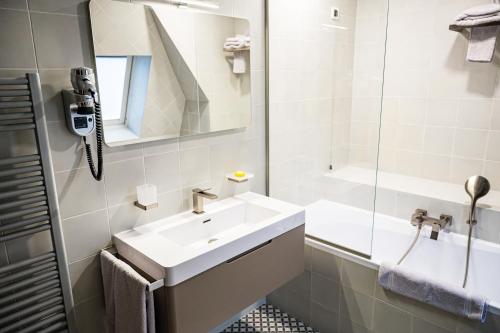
[221,304,319,333]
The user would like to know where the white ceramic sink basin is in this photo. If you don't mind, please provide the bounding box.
[113,192,305,286]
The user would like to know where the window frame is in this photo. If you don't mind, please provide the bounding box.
[96,55,133,126]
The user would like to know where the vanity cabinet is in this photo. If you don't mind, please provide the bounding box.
[154,225,305,333]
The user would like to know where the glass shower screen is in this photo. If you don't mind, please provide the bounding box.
[268,0,389,257]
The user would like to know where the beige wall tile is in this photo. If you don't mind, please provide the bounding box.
[311,301,339,333]
[341,260,377,297]
[62,209,110,263]
[69,254,103,305]
[104,158,146,206]
[340,287,374,330]
[373,300,411,333]
[55,168,107,218]
[311,272,340,312]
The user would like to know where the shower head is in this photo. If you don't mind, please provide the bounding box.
[465,175,490,221]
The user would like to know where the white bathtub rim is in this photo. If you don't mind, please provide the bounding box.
[304,237,500,315]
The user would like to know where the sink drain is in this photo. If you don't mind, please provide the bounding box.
[208,238,218,244]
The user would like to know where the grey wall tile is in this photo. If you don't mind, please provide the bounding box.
[144,151,181,194]
[311,301,339,333]
[412,317,453,333]
[69,254,103,305]
[28,0,89,16]
[74,295,107,333]
[47,121,86,172]
[30,12,92,68]
[311,272,340,312]
[341,260,377,297]
[62,209,110,262]
[39,69,72,122]
[456,313,500,333]
[55,168,106,218]
[339,316,373,333]
[340,287,374,330]
[286,290,312,327]
[0,9,36,68]
[311,247,342,281]
[373,300,411,333]
[108,202,148,235]
[104,158,145,206]
[0,0,28,10]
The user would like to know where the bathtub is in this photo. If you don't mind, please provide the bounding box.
[305,199,500,314]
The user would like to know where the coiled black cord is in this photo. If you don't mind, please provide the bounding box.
[83,93,103,181]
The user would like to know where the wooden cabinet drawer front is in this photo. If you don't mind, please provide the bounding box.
[164,225,305,333]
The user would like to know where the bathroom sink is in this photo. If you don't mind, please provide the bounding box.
[113,192,305,286]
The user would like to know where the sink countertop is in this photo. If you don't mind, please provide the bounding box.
[113,192,305,286]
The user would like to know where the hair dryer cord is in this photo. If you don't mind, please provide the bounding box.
[83,93,104,181]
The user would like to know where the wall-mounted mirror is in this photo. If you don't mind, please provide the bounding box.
[89,0,252,146]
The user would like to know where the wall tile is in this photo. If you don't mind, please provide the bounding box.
[339,316,373,333]
[412,317,454,333]
[311,301,339,333]
[453,129,487,160]
[47,121,86,172]
[104,158,145,206]
[62,209,110,262]
[311,247,342,282]
[69,254,103,305]
[179,146,210,187]
[455,313,500,333]
[339,287,374,330]
[28,0,89,16]
[144,151,181,194]
[39,69,73,122]
[311,272,340,312]
[74,295,107,333]
[146,190,183,222]
[108,201,149,235]
[341,260,377,297]
[0,9,36,68]
[373,300,411,333]
[55,167,107,218]
[30,12,93,68]
[0,0,28,10]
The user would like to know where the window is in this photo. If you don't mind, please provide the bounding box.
[95,56,131,124]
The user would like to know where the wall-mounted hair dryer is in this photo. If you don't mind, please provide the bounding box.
[62,67,104,181]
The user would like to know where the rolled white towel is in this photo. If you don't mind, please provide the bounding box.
[456,4,500,21]
[378,262,489,322]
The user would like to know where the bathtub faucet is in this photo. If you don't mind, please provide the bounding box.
[410,209,452,240]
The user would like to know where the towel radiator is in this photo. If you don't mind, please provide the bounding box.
[0,74,74,332]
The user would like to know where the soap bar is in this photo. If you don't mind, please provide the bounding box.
[234,170,246,178]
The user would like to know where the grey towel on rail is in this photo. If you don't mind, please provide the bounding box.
[100,250,156,333]
[450,4,500,63]
[378,262,488,322]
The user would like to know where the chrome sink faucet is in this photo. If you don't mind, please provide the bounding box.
[411,209,452,240]
[192,188,218,214]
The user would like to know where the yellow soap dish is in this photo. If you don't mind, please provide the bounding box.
[226,171,254,183]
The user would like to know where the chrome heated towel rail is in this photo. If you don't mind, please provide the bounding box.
[0,74,74,332]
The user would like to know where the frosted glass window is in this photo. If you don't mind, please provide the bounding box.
[96,56,129,122]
